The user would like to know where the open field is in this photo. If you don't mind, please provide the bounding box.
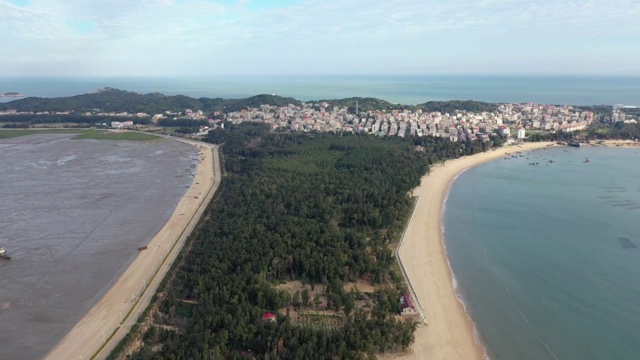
[0,129,85,138]
[0,129,159,141]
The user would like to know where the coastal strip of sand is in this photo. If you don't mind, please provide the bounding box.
[387,142,555,360]
[594,139,639,147]
[45,140,221,360]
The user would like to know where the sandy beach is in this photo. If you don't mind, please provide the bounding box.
[45,139,220,360]
[594,139,640,147]
[389,142,555,360]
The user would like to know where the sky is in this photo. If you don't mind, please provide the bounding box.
[1,0,640,76]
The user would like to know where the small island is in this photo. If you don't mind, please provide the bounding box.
[0,92,27,98]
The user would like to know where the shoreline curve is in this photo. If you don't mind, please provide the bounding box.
[386,141,555,360]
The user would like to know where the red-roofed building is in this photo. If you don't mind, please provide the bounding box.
[498,125,510,137]
[400,293,416,315]
[262,312,276,322]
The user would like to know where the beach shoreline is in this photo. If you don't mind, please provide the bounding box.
[594,139,639,147]
[45,138,220,360]
[385,141,555,360]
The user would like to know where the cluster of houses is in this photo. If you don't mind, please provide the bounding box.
[221,102,599,141]
[0,110,71,116]
[110,120,134,129]
[5,99,638,141]
[612,107,639,124]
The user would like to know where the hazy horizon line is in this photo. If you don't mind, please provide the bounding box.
[2,73,640,79]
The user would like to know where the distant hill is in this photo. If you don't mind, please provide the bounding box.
[0,88,302,115]
[0,87,501,114]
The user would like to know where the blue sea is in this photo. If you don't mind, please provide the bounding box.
[445,146,640,360]
[1,75,640,105]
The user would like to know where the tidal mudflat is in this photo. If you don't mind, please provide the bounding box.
[0,133,196,359]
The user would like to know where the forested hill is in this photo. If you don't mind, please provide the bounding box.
[1,87,500,114]
[0,88,302,114]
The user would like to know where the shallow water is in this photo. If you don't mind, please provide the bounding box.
[0,134,195,359]
[444,146,640,360]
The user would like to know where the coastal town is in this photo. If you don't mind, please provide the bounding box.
[1,98,639,141]
[221,102,601,141]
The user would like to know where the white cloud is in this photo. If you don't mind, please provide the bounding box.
[0,0,639,75]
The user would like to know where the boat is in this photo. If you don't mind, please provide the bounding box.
[568,142,581,148]
[584,158,591,163]
[138,245,148,251]
[0,247,4,254]
[0,254,10,260]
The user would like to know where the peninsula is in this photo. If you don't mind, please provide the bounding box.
[1,88,638,142]
[2,90,639,359]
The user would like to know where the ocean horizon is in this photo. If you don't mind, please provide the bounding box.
[1,75,640,106]
[444,146,640,360]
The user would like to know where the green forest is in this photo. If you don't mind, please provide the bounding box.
[586,121,640,140]
[419,100,499,113]
[111,125,500,360]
